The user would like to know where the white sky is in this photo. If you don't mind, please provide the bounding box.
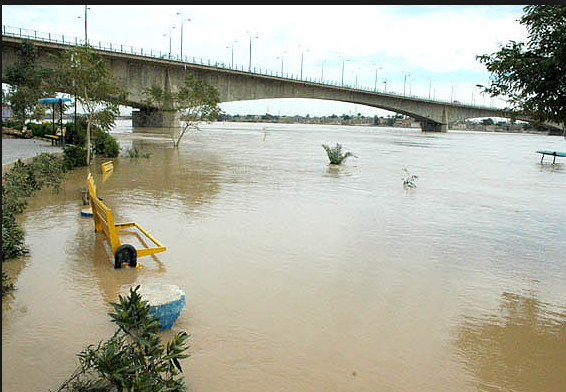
[2,5,528,117]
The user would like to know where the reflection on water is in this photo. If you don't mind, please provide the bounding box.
[456,291,566,392]
[2,121,565,392]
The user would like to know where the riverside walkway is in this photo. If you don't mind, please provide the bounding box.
[2,135,63,176]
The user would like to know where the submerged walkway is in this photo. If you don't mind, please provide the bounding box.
[2,135,63,176]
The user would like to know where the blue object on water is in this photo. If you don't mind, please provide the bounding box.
[138,284,186,331]
[80,208,93,217]
[536,150,566,164]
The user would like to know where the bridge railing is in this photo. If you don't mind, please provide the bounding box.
[3,25,502,110]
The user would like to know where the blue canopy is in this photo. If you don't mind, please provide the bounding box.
[38,97,72,104]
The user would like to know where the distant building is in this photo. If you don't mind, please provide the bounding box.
[2,103,12,121]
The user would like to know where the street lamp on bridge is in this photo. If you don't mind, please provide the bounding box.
[246,31,258,72]
[299,45,309,80]
[403,71,410,96]
[277,51,287,76]
[176,13,191,61]
[164,26,176,58]
[77,5,90,44]
[227,40,238,68]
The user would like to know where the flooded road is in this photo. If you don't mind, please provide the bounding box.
[3,122,566,392]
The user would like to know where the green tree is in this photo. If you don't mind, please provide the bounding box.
[476,5,566,127]
[142,73,221,147]
[4,41,53,124]
[55,44,126,165]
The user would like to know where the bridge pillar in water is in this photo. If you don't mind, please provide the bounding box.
[419,120,448,132]
[132,109,181,132]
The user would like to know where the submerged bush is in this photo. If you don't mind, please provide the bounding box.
[127,147,152,159]
[93,130,121,158]
[322,143,358,165]
[403,168,418,188]
[62,145,88,169]
[55,286,190,392]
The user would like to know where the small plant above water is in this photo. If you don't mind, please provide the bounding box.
[127,147,152,159]
[403,168,418,188]
[322,143,358,165]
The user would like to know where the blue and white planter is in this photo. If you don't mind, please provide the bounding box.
[138,284,186,331]
[80,207,93,217]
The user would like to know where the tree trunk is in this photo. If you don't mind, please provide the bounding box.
[84,87,91,166]
[86,120,91,166]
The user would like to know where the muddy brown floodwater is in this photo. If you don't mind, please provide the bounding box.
[2,121,566,392]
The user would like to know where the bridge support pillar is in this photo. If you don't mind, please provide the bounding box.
[132,109,181,131]
[419,120,447,132]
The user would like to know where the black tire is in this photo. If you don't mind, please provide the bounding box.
[114,244,137,269]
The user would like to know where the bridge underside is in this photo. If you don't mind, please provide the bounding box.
[131,108,448,132]
[419,119,448,132]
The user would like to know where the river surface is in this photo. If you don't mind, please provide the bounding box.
[2,121,566,392]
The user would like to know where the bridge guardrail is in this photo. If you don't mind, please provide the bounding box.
[3,25,502,110]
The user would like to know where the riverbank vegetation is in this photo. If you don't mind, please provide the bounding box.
[54,286,189,392]
[2,153,66,295]
[477,5,566,131]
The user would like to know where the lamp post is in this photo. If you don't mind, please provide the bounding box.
[277,51,286,76]
[176,13,190,61]
[373,66,382,91]
[354,67,361,88]
[165,27,176,58]
[84,5,88,43]
[341,59,348,86]
[299,46,309,80]
[77,5,90,44]
[403,71,410,96]
[246,31,258,72]
[227,40,237,68]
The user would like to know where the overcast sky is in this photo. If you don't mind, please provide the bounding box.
[2,5,528,117]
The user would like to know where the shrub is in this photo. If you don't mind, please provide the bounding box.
[63,121,86,147]
[93,130,120,158]
[63,145,88,169]
[2,272,14,296]
[127,147,152,159]
[55,286,190,392]
[24,121,52,138]
[322,143,358,165]
[403,168,418,188]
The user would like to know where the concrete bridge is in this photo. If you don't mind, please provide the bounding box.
[1,28,552,132]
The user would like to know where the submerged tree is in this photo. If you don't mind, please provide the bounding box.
[476,5,566,128]
[402,168,418,188]
[55,44,126,166]
[142,73,221,147]
[322,143,358,165]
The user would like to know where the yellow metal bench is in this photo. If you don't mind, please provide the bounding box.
[101,161,114,174]
[87,173,166,269]
[45,126,66,146]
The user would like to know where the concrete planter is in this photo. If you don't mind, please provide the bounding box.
[138,284,186,331]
